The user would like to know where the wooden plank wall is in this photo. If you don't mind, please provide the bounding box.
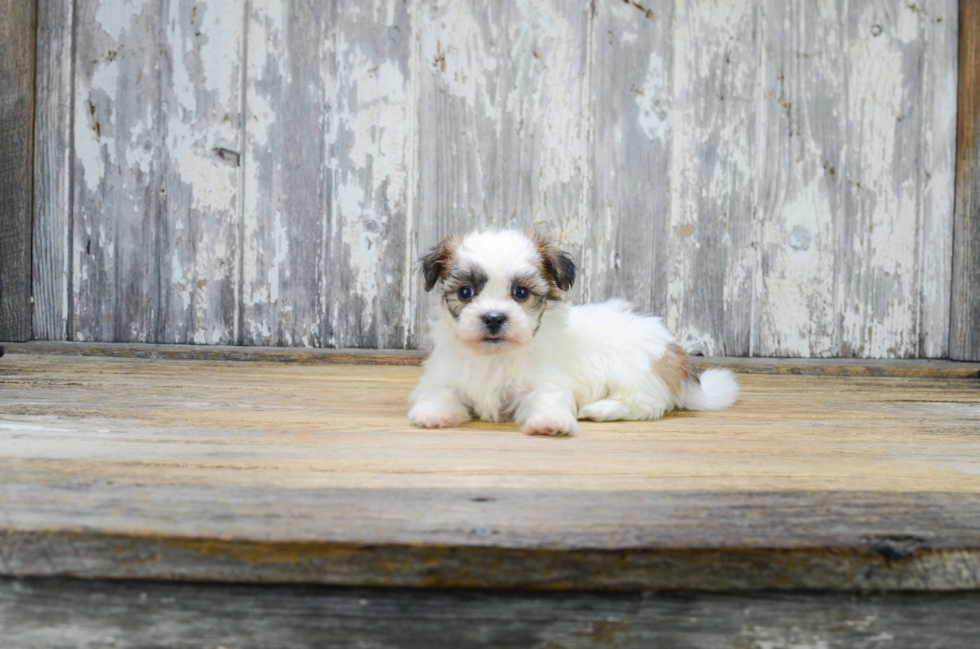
[0,0,37,342]
[952,0,980,361]
[28,0,966,357]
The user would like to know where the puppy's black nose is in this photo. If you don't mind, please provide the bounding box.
[481,312,507,334]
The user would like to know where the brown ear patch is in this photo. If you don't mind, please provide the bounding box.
[654,343,695,398]
[528,231,576,296]
[419,235,461,291]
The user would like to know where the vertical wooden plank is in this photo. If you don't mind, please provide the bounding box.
[951,0,980,361]
[73,0,244,344]
[72,0,157,343]
[240,0,326,347]
[838,1,927,358]
[326,0,418,348]
[755,0,956,359]
[33,0,75,341]
[158,0,246,344]
[588,0,672,315]
[0,0,37,341]
[666,0,758,356]
[415,0,592,321]
[918,0,958,358]
[241,0,416,348]
[754,0,843,357]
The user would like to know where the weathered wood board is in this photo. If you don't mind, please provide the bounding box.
[5,340,980,377]
[27,0,967,358]
[0,0,36,342]
[69,0,245,345]
[241,0,416,349]
[666,0,758,357]
[586,0,671,323]
[3,577,980,648]
[32,0,75,342]
[415,0,593,329]
[1,354,979,590]
[952,0,980,361]
[920,0,961,359]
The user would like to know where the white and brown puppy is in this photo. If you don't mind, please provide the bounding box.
[408,230,739,436]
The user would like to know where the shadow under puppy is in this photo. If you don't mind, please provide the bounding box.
[409,230,739,436]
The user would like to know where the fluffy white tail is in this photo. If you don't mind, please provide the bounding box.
[681,368,739,411]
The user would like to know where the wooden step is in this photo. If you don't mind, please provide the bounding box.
[2,349,979,591]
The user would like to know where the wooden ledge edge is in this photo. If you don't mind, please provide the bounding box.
[2,530,979,592]
[2,341,979,378]
[0,341,424,366]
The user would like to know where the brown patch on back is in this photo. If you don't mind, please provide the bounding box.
[420,235,462,291]
[655,343,694,398]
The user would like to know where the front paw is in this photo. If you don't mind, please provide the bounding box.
[521,411,578,437]
[409,401,467,428]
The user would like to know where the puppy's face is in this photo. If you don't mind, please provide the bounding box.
[421,231,575,354]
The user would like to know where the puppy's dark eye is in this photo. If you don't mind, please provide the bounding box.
[512,286,530,301]
[458,286,474,301]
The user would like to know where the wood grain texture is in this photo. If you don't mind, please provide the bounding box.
[665,0,758,357]
[952,0,980,361]
[28,0,963,358]
[586,0,670,316]
[241,0,416,349]
[1,340,428,365]
[754,0,843,357]
[919,0,959,358]
[71,0,244,344]
[4,340,980,376]
[755,0,959,359]
[1,355,979,590]
[0,0,37,342]
[3,578,980,649]
[239,0,326,348]
[415,0,593,326]
[32,0,75,342]
[839,2,934,358]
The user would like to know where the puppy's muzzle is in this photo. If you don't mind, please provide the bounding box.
[481,312,507,335]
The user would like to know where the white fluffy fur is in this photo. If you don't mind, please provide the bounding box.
[408,231,739,436]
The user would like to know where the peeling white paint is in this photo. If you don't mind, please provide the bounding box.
[172,247,191,311]
[917,0,958,358]
[421,0,498,118]
[266,208,289,305]
[241,0,284,331]
[840,1,920,357]
[95,0,150,42]
[635,50,670,142]
[668,0,758,355]
[59,0,959,357]
[75,60,119,194]
[760,185,837,356]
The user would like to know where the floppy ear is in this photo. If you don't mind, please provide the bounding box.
[419,236,460,291]
[529,232,576,292]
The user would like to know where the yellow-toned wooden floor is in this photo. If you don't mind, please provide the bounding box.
[3,354,978,491]
[2,352,980,591]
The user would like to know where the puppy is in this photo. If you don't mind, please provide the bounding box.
[408,230,739,436]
